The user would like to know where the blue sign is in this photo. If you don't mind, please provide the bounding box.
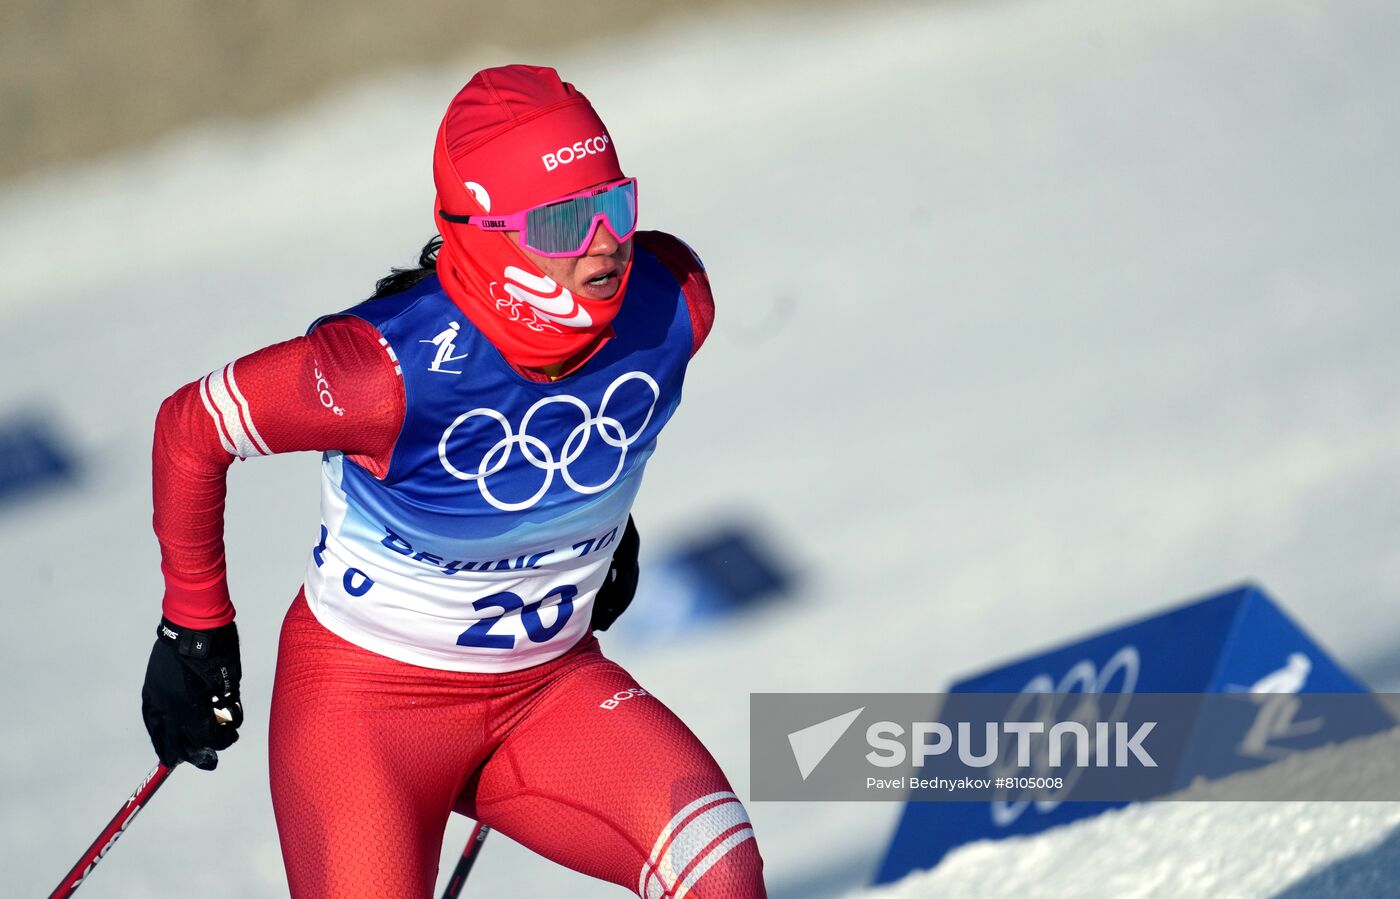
[617,520,794,641]
[875,583,1385,884]
[0,414,77,509]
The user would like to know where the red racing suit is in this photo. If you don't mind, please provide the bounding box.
[151,232,764,898]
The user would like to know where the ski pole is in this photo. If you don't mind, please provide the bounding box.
[441,821,491,899]
[49,762,173,899]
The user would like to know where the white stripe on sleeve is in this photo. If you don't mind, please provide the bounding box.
[198,372,237,456]
[201,362,270,459]
[224,363,271,455]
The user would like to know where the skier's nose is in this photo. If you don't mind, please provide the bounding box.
[585,220,620,256]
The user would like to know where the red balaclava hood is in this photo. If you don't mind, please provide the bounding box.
[433,65,631,370]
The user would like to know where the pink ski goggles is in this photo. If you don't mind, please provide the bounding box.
[439,178,638,258]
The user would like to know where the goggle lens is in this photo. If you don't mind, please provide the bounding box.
[524,179,637,256]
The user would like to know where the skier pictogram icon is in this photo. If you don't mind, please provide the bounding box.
[422,321,470,374]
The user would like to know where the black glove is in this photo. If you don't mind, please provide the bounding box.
[592,516,639,632]
[141,617,243,771]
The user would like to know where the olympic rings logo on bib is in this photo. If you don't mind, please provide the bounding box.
[438,371,661,511]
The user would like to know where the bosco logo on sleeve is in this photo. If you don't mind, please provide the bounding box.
[599,687,649,710]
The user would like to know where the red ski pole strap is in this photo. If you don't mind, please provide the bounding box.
[50,763,173,899]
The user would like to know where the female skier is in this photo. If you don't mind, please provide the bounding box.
[139,64,767,898]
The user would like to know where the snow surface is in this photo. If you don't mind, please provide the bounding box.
[3,0,1400,896]
[857,729,1400,899]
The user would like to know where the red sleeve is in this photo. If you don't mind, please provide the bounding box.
[635,231,715,357]
[153,316,404,628]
